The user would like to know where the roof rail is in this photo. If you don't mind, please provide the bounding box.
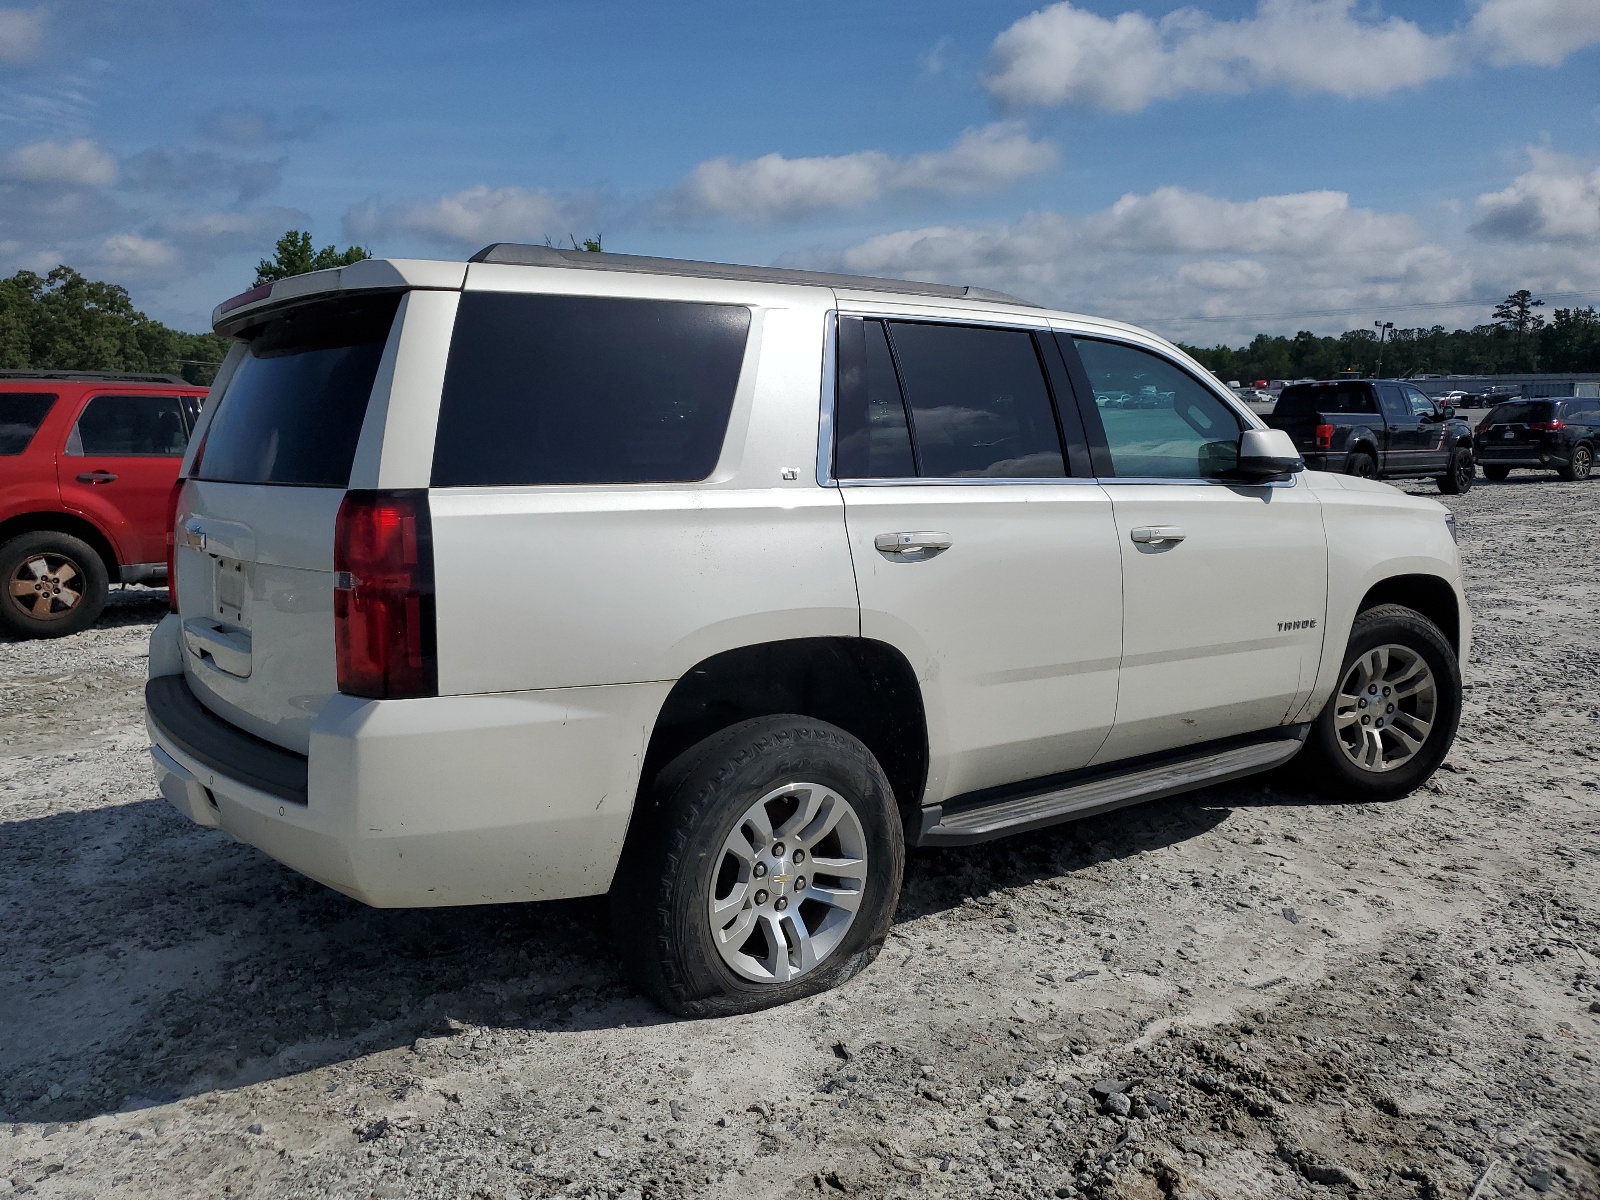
[467,244,1039,308]
[0,369,191,384]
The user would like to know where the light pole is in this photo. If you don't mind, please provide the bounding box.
[1373,321,1394,377]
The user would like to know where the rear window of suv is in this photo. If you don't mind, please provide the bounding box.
[432,292,751,487]
[1485,400,1555,424]
[197,294,400,487]
[0,392,56,455]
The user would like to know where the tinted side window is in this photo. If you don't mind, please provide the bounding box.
[1072,338,1242,478]
[1377,385,1411,422]
[886,322,1064,478]
[835,317,914,479]
[0,392,56,455]
[70,394,187,456]
[1276,384,1375,415]
[198,294,399,487]
[433,293,751,487]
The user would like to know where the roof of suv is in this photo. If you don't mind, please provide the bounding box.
[0,370,201,388]
[212,246,1047,334]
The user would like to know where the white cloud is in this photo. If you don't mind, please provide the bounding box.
[3,139,118,186]
[1467,0,1600,66]
[1177,259,1270,290]
[809,185,1474,343]
[985,0,1600,113]
[1472,148,1600,243]
[666,123,1057,222]
[0,6,46,65]
[95,232,178,271]
[986,0,1452,112]
[344,184,602,249]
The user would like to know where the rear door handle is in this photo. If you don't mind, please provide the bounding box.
[1130,525,1185,545]
[874,531,952,559]
[75,471,118,484]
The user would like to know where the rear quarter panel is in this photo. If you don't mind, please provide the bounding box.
[1292,472,1468,721]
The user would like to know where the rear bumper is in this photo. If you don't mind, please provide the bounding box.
[1473,447,1564,467]
[145,616,670,907]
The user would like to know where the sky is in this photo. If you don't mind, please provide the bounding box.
[2,0,1598,345]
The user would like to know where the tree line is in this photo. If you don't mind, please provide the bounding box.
[1182,291,1600,382]
[0,231,369,386]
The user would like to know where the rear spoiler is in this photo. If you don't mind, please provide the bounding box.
[212,259,467,337]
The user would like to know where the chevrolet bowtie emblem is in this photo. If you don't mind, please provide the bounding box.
[772,874,791,884]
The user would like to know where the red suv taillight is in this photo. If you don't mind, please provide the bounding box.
[1314,423,1334,450]
[334,490,437,700]
[165,477,187,613]
[1528,419,1565,432]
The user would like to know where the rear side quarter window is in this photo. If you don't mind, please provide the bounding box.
[432,293,751,487]
[0,392,56,455]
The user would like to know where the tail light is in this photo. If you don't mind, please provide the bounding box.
[1528,420,1565,432]
[334,490,437,700]
[165,477,187,613]
[1315,424,1334,450]
[1475,418,1490,434]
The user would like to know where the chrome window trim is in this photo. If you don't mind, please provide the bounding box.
[836,476,1101,487]
[1095,474,1300,489]
[817,308,838,487]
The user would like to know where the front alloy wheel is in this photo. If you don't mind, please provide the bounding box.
[1333,644,1438,773]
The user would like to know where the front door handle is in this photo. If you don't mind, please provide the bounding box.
[76,470,118,484]
[874,531,952,559]
[1130,525,1185,545]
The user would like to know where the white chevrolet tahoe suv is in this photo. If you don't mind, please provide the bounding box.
[147,246,1468,1016]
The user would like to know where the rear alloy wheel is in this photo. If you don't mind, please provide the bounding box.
[1557,443,1593,482]
[1344,450,1377,479]
[1294,603,1461,802]
[1482,465,1511,482]
[1436,447,1474,494]
[0,530,109,639]
[612,715,903,1017]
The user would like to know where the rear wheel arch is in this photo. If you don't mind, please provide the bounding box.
[636,637,929,821]
[1356,574,1460,654]
[0,511,121,579]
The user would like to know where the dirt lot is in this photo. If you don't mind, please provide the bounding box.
[2,475,1597,1200]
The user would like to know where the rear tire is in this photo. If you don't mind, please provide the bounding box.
[1344,450,1377,479]
[1293,604,1460,803]
[1557,443,1593,482]
[611,715,904,1018]
[1436,447,1474,494]
[1482,465,1511,482]
[0,531,109,639]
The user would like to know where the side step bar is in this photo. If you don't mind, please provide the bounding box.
[914,727,1308,847]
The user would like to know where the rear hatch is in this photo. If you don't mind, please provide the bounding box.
[1476,400,1557,456]
[173,293,401,754]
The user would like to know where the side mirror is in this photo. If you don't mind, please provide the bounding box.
[1235,428,1303,481]
[1440,405,1456,420]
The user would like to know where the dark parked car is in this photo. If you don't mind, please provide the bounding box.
[1474,398,1599,481]
[1266,379,1476,493]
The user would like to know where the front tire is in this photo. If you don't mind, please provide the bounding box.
[1557,443,1593,482]
[1294,604,1461,803]
[1436,447,1474,494]
[612,716,904,1018]
[0,531,109,639]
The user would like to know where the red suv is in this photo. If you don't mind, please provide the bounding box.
[1,372,209,638]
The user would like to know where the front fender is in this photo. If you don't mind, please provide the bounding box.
[1293,475,1468,722]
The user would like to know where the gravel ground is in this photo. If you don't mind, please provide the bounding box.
[2,474,1597,1200]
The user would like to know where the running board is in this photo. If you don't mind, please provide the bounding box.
[915,728,1308,848]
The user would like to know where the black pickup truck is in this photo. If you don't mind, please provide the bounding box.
[1267,379,1476,494]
